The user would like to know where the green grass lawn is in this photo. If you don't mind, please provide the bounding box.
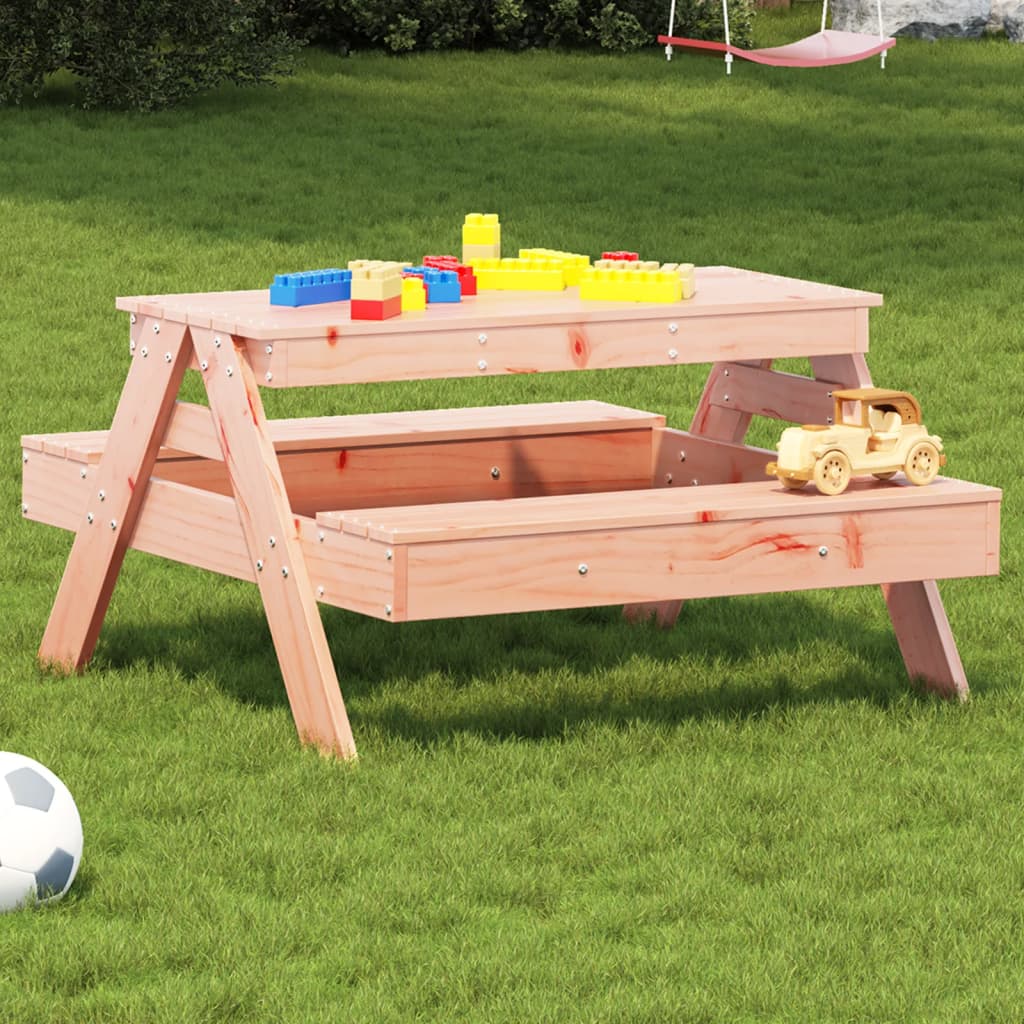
[2,13,1023,1021]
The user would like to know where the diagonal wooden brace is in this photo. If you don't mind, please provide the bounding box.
[39,317,192,671]
[188,327,357,758]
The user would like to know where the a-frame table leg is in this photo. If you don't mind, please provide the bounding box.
[39,316,192,671]
[623,358,772,628]
[189,327,358,758]
[811,353,970,700]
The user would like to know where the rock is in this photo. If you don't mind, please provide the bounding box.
[832,0,992,39]
[992,0,1024,37]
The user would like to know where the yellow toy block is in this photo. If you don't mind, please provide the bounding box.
[401,276,426,312]
[468,257,566,291]
[462,213,501,246]
[578,267,683,303]
[518,248,591,286]
[348,260,404,301]
[662,262,697,299]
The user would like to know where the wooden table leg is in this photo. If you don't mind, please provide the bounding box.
[39,317,191,671]
[623,358,772,628]
[811,353,970,700]
[189,327,357,759]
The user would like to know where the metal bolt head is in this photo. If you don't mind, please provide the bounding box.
[164,352,172,363]
[318,532,325,543]
[268,536,276,547]
[214,336,222,348]
[477,359,487,371]
[281,567,289,578]
[140,346,148,358]
[665,473,673,484]
[385,549,393,561]
[86,512,94,523]
[265,372,273,382]
[200,359,209,371]
[317,586,324,598]
[80,468,87,478]
[724,369,730,377]
[668,323,679,335]
[578,563,589,576]
[818,546,829,558]
[490,467,501,480]
[98,490,105,501]
[152,323,160,334]
[21,502,27,514]
[226,367,233,377]
[109,519,117,530]
[130,340,136,353]
[384,604,392,616]
[679,450,687,463]
[256,559,264,571]
[478,333,487,345]
[22,452,28,463]
[130,314,137,325]
[723,393,730,402]
[668,348,678,360]
[265,345,273,355]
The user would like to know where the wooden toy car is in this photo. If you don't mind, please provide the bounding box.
[766,388,946,495]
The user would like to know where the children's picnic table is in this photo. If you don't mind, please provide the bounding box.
[22,267,1001,759]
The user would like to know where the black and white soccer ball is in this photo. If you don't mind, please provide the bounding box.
[0,752,83,912]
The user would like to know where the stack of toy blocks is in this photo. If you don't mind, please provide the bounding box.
[469,257,567,291]
[269,269,352,307]
[518,248,591,286]
[462,213,501,263]
[349,260,404,320]
[579,260,697,303]
[423,255,477,296]
[403,266,462,303]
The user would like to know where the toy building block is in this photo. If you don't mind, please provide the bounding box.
[662,262,697,299]
[578,266,683,303]
[403,266,462,303]
[423,255,477,296]
[348,261,404,302]
[518,248,591,286]
[401,276,426,312]
[468,257,566,292]
[602,251,639,262]
[269,269,352,307]
[595,258,661,272]
[351,296,403,321]
[462,214,501,263]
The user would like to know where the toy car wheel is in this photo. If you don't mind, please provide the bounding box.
[904,441,941,485]
[872,472,897,481]
[813,450,851,495]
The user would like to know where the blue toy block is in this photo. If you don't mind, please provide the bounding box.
[269,269,352,307]
[405,267,461,303]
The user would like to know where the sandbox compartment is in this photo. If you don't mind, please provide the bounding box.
[24,400,1000,625]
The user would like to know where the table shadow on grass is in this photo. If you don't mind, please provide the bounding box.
[90,588,990,745]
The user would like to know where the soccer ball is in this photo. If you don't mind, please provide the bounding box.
[0,752,83,912]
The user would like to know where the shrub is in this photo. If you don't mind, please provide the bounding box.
[0,0,301,110]
[299,0,754,54]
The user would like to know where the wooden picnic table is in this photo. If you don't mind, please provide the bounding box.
[22,267,1001,759]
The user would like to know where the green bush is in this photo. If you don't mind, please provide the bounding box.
[300,0,754,55]
[0,0,300,110]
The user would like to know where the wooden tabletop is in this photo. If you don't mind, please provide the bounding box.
[117,266,883,343]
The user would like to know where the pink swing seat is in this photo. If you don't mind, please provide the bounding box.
[657,29,895,68]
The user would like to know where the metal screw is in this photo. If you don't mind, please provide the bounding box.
[317,586,324,598]
[140,346,148,358]
[130,314,137,324]
[281,567,289,578]
[130,340,136,353]
[384,604,392,616]
[265,372,273,383]
[490,467,501,479]
[668,323,679,335]
[80,468,87,478]
[477,359,487,371]
[109,519,117,530]
[827,391,833,398]
[268,536,276,547]
[578,564,589,576]
[386,549,393,561]
[200,360,209,371]
[668,348,678,360]
[665,473,673,484]
[21,503,27,514]
[826,417,834,425]
[265,345,273,355]
[819,546,829,557]
[723,393,730,402]
[691,478,700,486]
[226,367,233,377]
[164,352,172,363]
[22,452,28,463]
[86,513,94,524]
[152,323,160,334]
[98,490,105,501]
[256,559,264,572]
[317,532,325,543]
[214,336,222,348]
[724,369,730,377]
[478,333,488,345]
[679,450,687,462]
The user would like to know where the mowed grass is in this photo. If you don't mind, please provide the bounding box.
[1,11,1023,1020]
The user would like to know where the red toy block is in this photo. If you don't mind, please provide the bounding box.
[351,295,402,321]
[602,251,639,262]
